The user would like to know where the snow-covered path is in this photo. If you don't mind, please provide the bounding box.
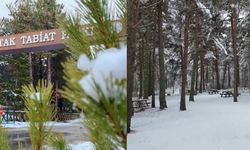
[128,92,250,150]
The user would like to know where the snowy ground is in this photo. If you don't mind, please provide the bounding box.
[128,91,250,150]
[1,121,78,128]
[68,142,95,150]
[2,119,95,150]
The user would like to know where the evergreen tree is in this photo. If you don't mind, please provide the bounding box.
[157,0,167,109]
[60,0,127,149]
[127,0,139,133]
[180,0,192,111]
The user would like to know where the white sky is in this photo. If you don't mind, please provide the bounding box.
[0,0,78,18]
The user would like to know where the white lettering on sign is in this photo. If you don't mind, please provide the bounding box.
[20,32,57,45]
[61,31,69,40]
[33,34,39,43]
[0,38,16,47]
[49,32,56,40]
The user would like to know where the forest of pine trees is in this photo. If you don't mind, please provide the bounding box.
[128,0,250,132]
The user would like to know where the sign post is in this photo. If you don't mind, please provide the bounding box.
[0,20,126,54]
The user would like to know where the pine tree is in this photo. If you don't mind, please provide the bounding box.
[128,0,138,133]
[230,0,238,102]
[189,4,200,102]
[60,0,127,149]
[0,127,10,150]
[157,0,167,109]
[180,0,192,111]
[22,80,54,150]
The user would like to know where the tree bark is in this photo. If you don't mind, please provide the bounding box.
[157,0,167,109]
[206,64,209,89]
[189,53,197,102]
[203,63,206,91]
[189,8,199,102]
[127,0,139,133]
[222,62,227,89]
[29,53,34,85]
[248,23,250,91]
[148,48,152,96]
[151,7,158,108]
[47,55,52,83]
[39,55,43,81]
[248,47,250,91]
[151,46,156,108]
[236,55,240,94]
[195,60,199,91]
[231,0,238,102]
[228,64,231,88]
[180,0,192,110]
[214,51,220,90]
[143,31,150,99]
[139,36,144,98]
[199,53,204,93]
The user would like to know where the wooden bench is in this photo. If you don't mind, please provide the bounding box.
[220,91,240,97]
[133,99,151,111]
[208,89,219,94]
[220,91,233,97]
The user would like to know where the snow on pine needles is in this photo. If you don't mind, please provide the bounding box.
[78,45,127,100]
[128,91,250,150]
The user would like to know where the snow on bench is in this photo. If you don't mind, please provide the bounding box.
[220,91,240,97]
[132,98,151,111]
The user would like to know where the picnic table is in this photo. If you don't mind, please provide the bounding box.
[132,98,151,111]
[220,90,240,97]
[208,89,219,94]
[220,91,233,97]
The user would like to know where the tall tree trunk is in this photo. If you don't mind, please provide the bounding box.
[228,64,231,88]
[214,51,220,90]
[231,0,238,102]
[151,10,157,108]
[148,49,152,96]
[206,65,209,89]
[189,8,199,102]
[248,45,250,91]
[189,53,197,102]
[39,55,43,80]
[47,55,52,83]
[157,0,167,109]
[199,54,204,93]
[236,55,240,94]
[203,64,206,91]
[180,0,192,110]
[127,0,139,133]
[248,23,250,91]
[222,62,227,89]
[212,67,215,88]
[139,36,144,98]
[143,31,150,99]
[151,46,156,108]
[195,61,199,91]
[29,53,33,84]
